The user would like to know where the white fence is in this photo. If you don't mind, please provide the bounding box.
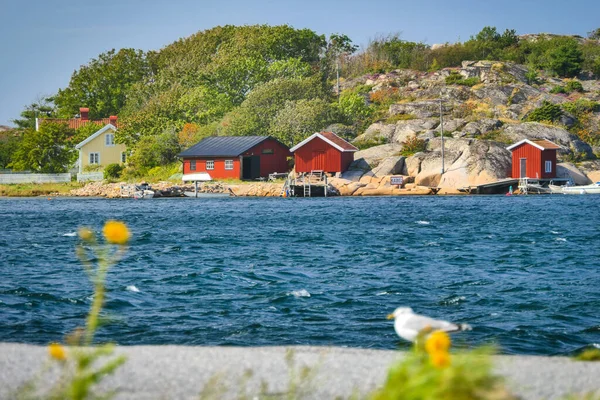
[77,172,104,182]
[0,173,72,184]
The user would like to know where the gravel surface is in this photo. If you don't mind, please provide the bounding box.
[1,343,599,399]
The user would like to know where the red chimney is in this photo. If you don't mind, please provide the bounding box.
[79,107,89,121]
[109,115,118,126]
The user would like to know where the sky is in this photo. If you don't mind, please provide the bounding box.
[1,0,599,127]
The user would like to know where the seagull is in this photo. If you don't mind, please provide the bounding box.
[387,307,472,342]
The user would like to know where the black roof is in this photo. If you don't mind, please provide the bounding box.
[178,136,272,157]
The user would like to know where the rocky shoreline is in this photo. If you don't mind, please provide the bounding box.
[65,177,447,198]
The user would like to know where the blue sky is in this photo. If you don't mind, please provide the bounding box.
[1,0,599,126]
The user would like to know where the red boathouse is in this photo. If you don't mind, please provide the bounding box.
[178,136,291,180]
[290,131,358,174]
[506,139,560,179]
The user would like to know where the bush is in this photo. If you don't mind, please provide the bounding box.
[445,71,463,84]
[353,136,387,150]
[83,164,103,172]
[445,71,480,87]
[550,86,567,94]
[565,80,584,93]
[547,42,584,78]
[480,129,512,144]
[525,101,563,123]
[385,113,416,124]
[370,87,402,106]
[562,99,600,117]
[400,135,427,156]
[372,331,509,400]
[103,163,123,179]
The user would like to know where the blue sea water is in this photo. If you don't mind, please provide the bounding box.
[0,196,598,355]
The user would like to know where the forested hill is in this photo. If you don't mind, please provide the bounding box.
[4,25,600,177]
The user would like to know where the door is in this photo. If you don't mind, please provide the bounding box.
[520,158,527,178]
[242,156,261,180]
[312,151,326,171]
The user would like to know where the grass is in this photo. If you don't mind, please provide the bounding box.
[574,348,600,362]
[354,136,388,150]
[0,182,84,197]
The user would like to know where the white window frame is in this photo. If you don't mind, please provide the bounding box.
[190,160,197,171]
[105,133,115,146]
[206,160,214,170]
[89,152,100,164]
[545,160,552,173]
[225,159,234,170]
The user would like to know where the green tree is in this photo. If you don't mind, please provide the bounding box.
[588,28,600,40]
[72,122,106,146]
[321,33,359,83]
[12,98,56,130]
[10,122,76,172]
[54,48,150,119]
[218,77,326,136]
[0,130,22,169]
[337,91,372,127]
[547,42,584,77]
[270,98,337,146]
[127,129,181,170]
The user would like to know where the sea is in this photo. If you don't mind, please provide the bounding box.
[0,195,598,355]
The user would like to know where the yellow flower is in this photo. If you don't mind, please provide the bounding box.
[102,220,130,245]
[78,227,94,242]
[48,343,67,361]
[425,331,451,354]
[429,350,451,369]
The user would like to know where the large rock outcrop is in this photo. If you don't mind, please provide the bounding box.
[502,123,594,158]
[406,138,511,188]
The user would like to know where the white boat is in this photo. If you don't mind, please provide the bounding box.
[560,182,600,195]
[133,190,154,199]
[184,191,231,198]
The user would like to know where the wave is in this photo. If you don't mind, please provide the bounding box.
[126,285,140,293]
[289,289,310,298]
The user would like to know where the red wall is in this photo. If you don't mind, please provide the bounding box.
[182,157,241,179]
[294,137,353,173]
[181,138,291,179]
[341,152,355,173]
[541,149,557,179]
[241,138,291,177]
[510,144,556,179]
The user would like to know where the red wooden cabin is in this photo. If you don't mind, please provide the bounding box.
[506,139,560,179]
[178,136,291,180]
[290,131,358,174]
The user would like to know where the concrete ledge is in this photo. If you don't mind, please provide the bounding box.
[1,344,599,399]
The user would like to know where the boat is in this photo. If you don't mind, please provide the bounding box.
[560,182,600,195]
[133,189,155,199]
[184,191,231,198]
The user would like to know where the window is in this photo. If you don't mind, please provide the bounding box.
[105,133,115,146]
[190,160,196,171]
[206,160,214,170]
[121,152,127,163]
[545,160,552,173]
[225,160,234,170]
[89,153,99,164]
[262,148,274,154]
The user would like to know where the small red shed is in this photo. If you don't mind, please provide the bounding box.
[178,136,291,180]
[506,139,560,179]
[290,131,358,174]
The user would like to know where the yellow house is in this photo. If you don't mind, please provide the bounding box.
[75,124,127,174]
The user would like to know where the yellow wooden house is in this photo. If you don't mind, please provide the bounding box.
[75,124,127,174]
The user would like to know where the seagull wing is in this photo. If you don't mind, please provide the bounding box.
[403,314,460,333]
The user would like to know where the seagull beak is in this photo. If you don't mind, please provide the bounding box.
[386,313,395,320]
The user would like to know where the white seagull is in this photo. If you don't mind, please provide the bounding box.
[387,307,472,342]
